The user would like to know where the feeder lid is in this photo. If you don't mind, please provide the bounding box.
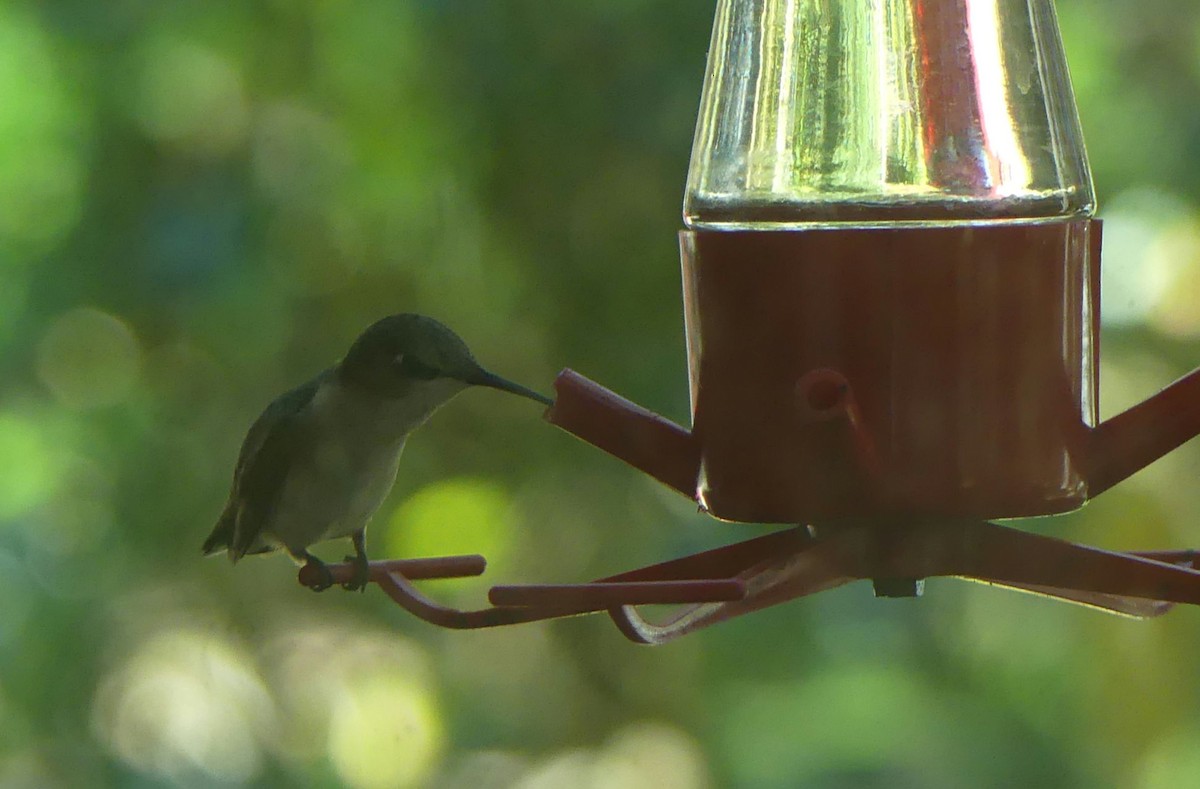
[683,0,1095,229]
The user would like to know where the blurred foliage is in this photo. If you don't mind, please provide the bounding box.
[2,1,1200,787]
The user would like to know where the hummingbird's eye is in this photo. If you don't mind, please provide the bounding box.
[395,354,440,380]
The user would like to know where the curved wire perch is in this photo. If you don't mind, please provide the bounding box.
[373,570,605,629]
[298,555,487,587]
[372,572,748,629]
[296,552,752,630]
[473,527,828,644]
[298,555,604,627]
[609,537,859,645]
[296,530,1200,642]
[488,580,745,608]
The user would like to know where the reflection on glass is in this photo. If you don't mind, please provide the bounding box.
[684,0,1094,227]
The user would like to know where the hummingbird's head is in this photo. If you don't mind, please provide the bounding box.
[337,314,552,406]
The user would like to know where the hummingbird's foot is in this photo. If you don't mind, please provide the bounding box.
[342,552,370,592]
[302,554,335,592]
[341,530,370,592]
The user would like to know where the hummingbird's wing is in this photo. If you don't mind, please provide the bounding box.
[223,370,330,561]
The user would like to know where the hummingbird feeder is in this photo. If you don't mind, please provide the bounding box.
[302,0,1200,643]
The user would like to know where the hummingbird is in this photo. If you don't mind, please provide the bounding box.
[202,313,552,591]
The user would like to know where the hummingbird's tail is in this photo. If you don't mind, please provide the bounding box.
[202,506,235,557]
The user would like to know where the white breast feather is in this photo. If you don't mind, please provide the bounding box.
[266,376,467,554]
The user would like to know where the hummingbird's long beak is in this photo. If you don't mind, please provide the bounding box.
[471,369,554,407]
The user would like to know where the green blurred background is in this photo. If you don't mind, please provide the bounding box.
[3,1,1200,786]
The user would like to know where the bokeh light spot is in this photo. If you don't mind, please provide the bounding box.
[0,6,86,258]
[593,722,711,789]
[91,629,276,785]
[384,477,515,583]
[509,722,710,789]
[253,102,351,209]
[328,672,444,789]
[1135,728,1200,789]
[133,38,248,157]
[1145,218,1200,338]
[0,412,56,520]
[36,307,142,410]
[264,622,440,771]
[1100,189,1195,327]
